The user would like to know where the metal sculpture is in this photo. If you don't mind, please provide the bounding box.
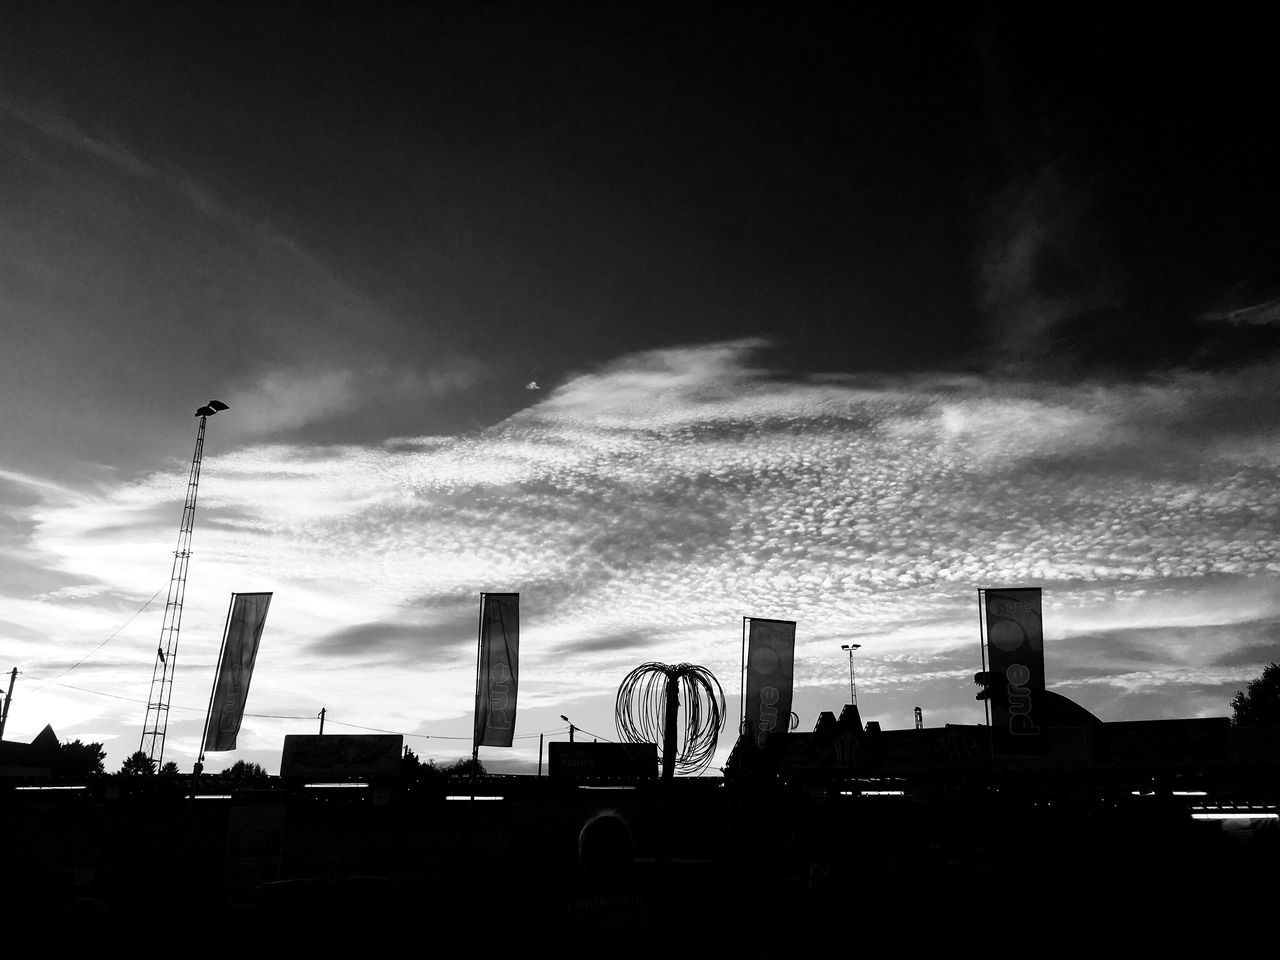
[615,662,726,778]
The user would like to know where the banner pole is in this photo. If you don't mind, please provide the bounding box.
[976,589,989,727]
[182,591,234,858]
[193,592,235,790]
[472,593,485,797]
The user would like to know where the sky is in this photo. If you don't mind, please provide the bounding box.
[2,2,1279,775]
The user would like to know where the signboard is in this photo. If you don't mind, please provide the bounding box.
[279,734,403,779]
[549,742,658,779]
[1093,718,1231,768]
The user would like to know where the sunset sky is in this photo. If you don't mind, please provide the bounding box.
[2,2,1278,775]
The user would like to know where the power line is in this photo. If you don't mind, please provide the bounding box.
[326,718,566,741]
[26,585,165,692]
[21,677,201,711]
[571,725,615,743]
[18,677,584,744]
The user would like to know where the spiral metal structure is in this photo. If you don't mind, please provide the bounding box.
[615,662,726,776]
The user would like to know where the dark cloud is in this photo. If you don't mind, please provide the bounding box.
[310,619,473,662]
[1051,634,1173,679]
[1210,630,1280,669]
[1204,298,1280,328]
[1038,312,1280,379]
[551,630,654,656]
[1,563,89,599]
[1054,619,1280,680]
[968,8,1280,377]
[1072,681,1241,724]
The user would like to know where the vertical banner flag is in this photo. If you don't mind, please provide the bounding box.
[205,592,272,752]
[744,618,796,747]
[474,592,519,749]
[984,587,1045,754]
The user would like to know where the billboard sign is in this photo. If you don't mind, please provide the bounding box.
[280,734,403,779]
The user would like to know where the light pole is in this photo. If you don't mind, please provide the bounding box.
[560,714,576,743]
[141,399,229,765]
[841,643,862,705]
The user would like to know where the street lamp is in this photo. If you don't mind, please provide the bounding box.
[560,714,576,743]
[841,644,862,705]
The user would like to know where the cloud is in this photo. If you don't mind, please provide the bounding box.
[978,169,1113,360]
[5,339,1280,769]
[1202,297,1280,327]
[976,170,1280,375]
[0,468,85,503]
[228,368,358,434]
[0,97,325,269]
[32,585,108,602]
[222,361,486,437]
[0,97,156,180]
[0,98,434,455]
[553,630,655,655]
[527,338,777,429]
[312,621,473,664]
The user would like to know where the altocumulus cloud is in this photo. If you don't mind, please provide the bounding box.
[7,341,1280,766]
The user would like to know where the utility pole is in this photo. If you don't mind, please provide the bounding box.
[0,667,17,740]
[140,400,228,764]
[318,707,326,734]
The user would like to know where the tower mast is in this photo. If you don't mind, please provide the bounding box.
[140,400,228,763]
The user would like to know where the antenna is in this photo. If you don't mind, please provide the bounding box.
[139,401,228,764]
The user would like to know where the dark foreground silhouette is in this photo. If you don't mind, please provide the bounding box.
[3,762,1276,954]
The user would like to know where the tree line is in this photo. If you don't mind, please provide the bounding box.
[51,742,485,783]
[47,661,1280,780]
[52,742,271,781]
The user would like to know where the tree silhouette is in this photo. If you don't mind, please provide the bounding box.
[395,747,441,797]
[1231,662,1280,726]
[119,750,156,776]
[221,759,269,781]
[159,761,181,777]
[55,739,106,780]
[445,757,486,778]
[401,746,422,778]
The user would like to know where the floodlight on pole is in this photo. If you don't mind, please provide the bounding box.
[841,643,862,706]
[139,399,230,764]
